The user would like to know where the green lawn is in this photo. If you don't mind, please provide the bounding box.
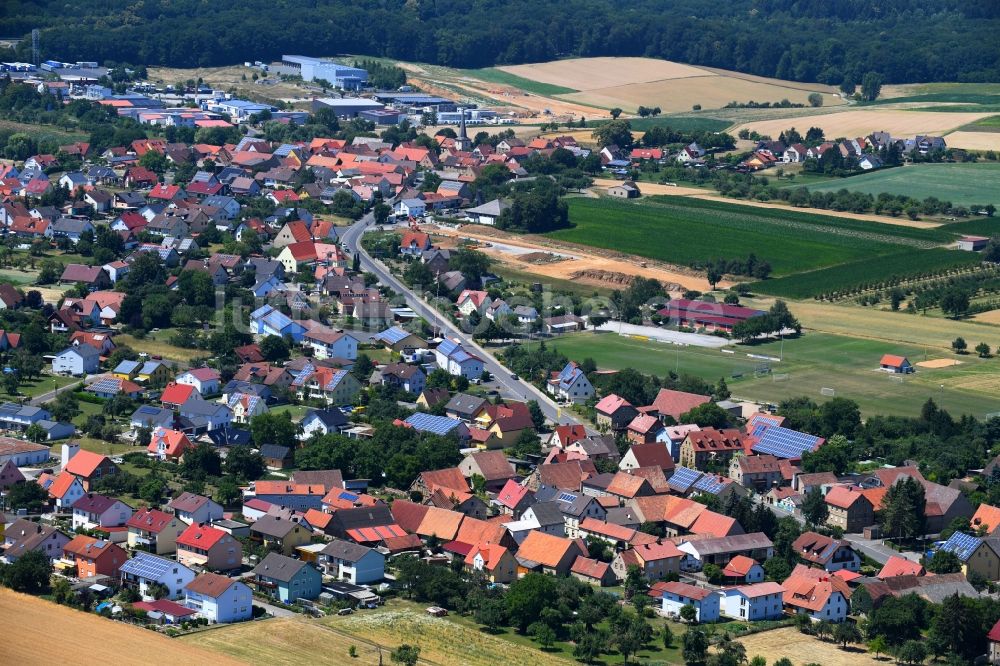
[526,331,1000,418]
[804,163,1000,207]
[76,435,137,457]
[9,374,80,399]
[467,68,579,96]
[0,119,89,146]
[494,264,613,298]
[549,196,952,277]
[269,404,310,421]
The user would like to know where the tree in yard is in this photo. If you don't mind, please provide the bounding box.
[867,635,887,660]
[703,563,723,585]
[802,487,829,526]
[506,573,555,633]
[940,288,970,318]
[6,481,49,513]
[880,475,926,541]
[0,550,51,593]
[591,119,633,149]
[895,640,926,665]
[224,445,267,481]
[250,412,299,449]
[661,623,673,648]
[610,108,622,119]
[679,603,698,624]
[181,442,222,478]
[860,71,884,102]
[851,584,873,616]
[24,423,46,443]
[706,264,723,290]
[679,402,732,429]
[749,657,766,666]
[681,627,708,666]
[529,621,557,649]
[808,92,824,107]
[928,593,979,662]
[526,400,545,430]
[976,342,992,358]
[3,371,20,396]
[573,632,604,663]
[474,597,507,633]
[215,477,242,507]
[259,335,290,362]
[926,549,962,574]
[814,619,834,641]
[352,353,375,381]
[614,614,652,664]
[623,564,646,600]
[390,644,420,666]
[952,337,967,354]
[833,621,862,649]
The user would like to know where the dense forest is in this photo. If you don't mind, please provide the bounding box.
[1,1,998,83]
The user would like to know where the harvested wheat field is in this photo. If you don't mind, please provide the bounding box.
[736,627,881,666]
[974,309,1000,324]
[1,588,242,666]
[734,109,993,142]
[944,131,1000,151]
[591,178,709,197]
[498,57,710,90]
[916,358,963,368]
[560,76,840,114]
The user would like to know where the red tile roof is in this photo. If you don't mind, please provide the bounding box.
[648,388,711,420]
[877,555,925,579]
[160,382,198,405]
[659,580,713,600]
[126,507,175,534]
[64,450,112,478]
[176,523,229,550]
[571,556,611,580]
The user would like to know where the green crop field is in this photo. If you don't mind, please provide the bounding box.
[804,163,1000,207]
[468,68,578,96]
[754,248,981,299]
[549,196,952,277]
[529,331,1000,418]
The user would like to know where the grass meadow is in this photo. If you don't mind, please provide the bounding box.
[805,163,1000,207]
[527,330,1000,418]
[468,67,579,96]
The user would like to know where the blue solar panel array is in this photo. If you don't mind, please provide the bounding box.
[557,492,578,503]
[89,377,123,394]
[377,326,410,344]
[120,552,174,579]
[693,475,725,495]
[938,531,982,561]
[752,425,822,459]
[668,466,701,493]
[404,412,461,435]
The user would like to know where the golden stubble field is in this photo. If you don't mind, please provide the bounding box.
[497,57,843,113]
[1,589,242,666]
[737,627,881,666]
[733,109,994,140]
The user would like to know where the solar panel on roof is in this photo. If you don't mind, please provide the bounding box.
[405,413,460,435]
[752,426,820,459]
[693,475,724,495]
[940,531,981,561]
[557,492,577,503]
[668,466,701,492]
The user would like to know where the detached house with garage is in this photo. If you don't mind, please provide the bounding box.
[319,539,386,585]
[782,567,852,622]
[120,552,196,601]
[252,552,322,602]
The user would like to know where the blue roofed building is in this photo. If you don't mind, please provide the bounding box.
[433,338,484,380]
[402,413,470,441]
[372,326,427,355]
[250,305,307,342]
[750,422,825,460]
[934,531,1000,581]
[546,361,595,404]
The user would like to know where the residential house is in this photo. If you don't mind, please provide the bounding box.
[120,552,196,600]
[464,543,517,584]
[303,327,358,360]
[176,523,242,571]
[721,582,785,621]
[570,556,616,587]
[546,362,595,404]
[184,573,253,624]
[148,427,194,462]
[52,345,100,376]
[377,363,426,394]
[729,454,783,493]
[677,533,774,570]
[935,531,1000,582]
[63,449,119,490]
[292,366,362,406]
[444,394,488,422]
[595,394,638,432]
[167,492,224,525]
[659,581,721,622]
[61,535,127,578]
[792,531,861,573]
[250,515,313,555]
[252,552,322,602]
[127,508,186,554]
[434,339,483,380]
[782,568,852,622]
[176,368,222,396]
[46,473,87,510]
[299,408,349,439]
[459,450,515,492]
[515,530,584,576]
[824,486,875,533]
[722,555,766,584]
[319,539,386,584]
[2,520,70,562]
[71,493,133,531]
[679,428,744,470]
[612,541,684,582]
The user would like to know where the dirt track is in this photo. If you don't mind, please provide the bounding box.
[426,223,724,291]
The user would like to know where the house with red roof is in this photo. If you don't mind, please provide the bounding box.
[971,503,1000,535]
[493,479,534,518]
[456,289,491,316]
[611,540,684,582]
[515,530,585,576]
[722,554,765,583]
[465,542,517,583]
[61,535,127,578]
[595,394,638,431]
[658,580,721,621]
[988,618,1000,663]
[160,382,201,409]
[792,531,861,573]
[63,449,119,490]
[46,472,86,509]
[879,354,913,374]
[679,428,745,470]
[71,493,133,530]
[877,555,926,579]
[824,485,874,533]
[176,367,222,395]
[782,568,852,622]
[148,427,193,461]
[570,556,616,586]
[127,507,186,554]
[176,523,242,571]
[619,442,674,473]
[147,183,186,201]
[399,231,432,256]
[625,415,667,446]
